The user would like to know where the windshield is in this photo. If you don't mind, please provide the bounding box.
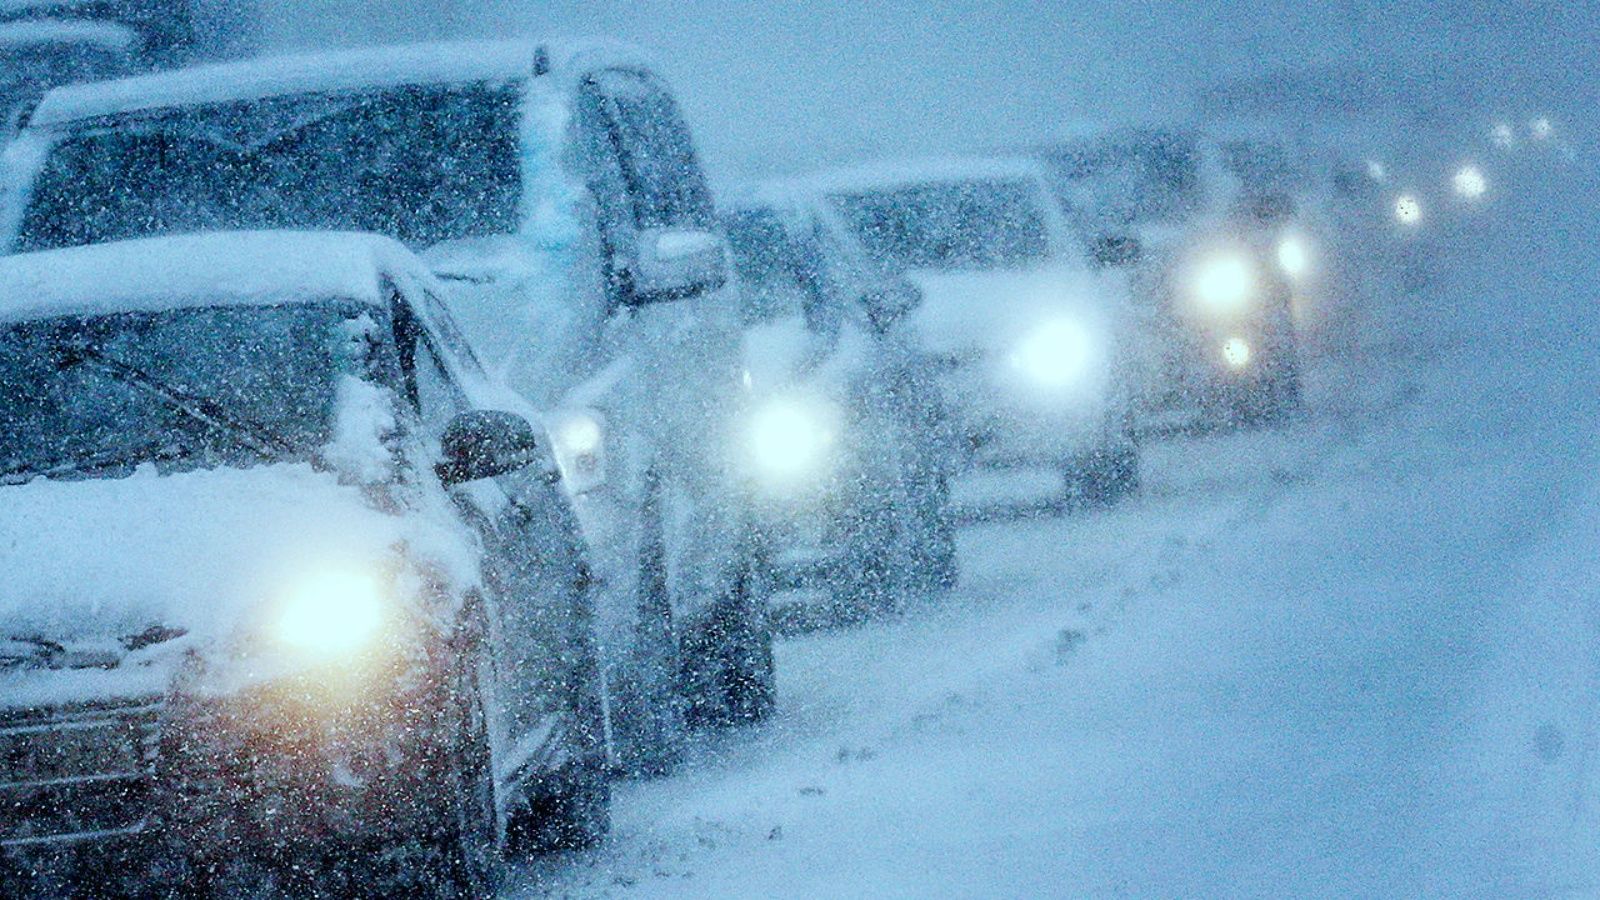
[723,207,829,326]
[1040,131,1204,227]
[15,83,522,253]
[0,302,388,481]
[831,178,1052,270]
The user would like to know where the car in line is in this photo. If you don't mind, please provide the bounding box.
[0,37,769,777]
[723,186,956,625]
[0,231,609,896]
[1037,129,1309,428]
[806,157,1149,507]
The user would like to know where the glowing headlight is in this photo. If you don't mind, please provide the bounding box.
[1452,165,1488,200]
[1194,254,1255,314]
[1491,122,1516,148]
[1393,194,1423,226]
[274,571,385,656]
[1529,117,1554,142]
[1221,337,1252,369]
[1011,318,1093,389]
[1277,236,1310,279]
[748,400,833,482]
[555,413,603,457]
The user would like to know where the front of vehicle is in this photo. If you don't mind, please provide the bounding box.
[724,199,937,613]
[821,165,1142,495]
[0,248,482,888]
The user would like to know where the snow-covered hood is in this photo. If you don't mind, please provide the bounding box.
[902,264,1130,360]
[0,464,477,649]
[741,316,878,400]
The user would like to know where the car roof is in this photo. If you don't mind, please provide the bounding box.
[0,18,138,53]
[28,37,649,128]
[800,156,1053,197]
[0,230,423,324]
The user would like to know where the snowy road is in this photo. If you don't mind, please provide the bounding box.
[508,156,1600,898]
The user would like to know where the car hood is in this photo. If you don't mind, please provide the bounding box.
[0,463,477,649]
[901,264,1129,359]
[741,316,878,398]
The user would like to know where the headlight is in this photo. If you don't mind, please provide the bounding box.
[273,571,385,657]
[1393,194,1423,226]
[1011,318,1093,389]
[1452,165,1488,200]
[1277,236,1310,279]
[1221,336,1252,369]
[748,399,834,483]
[1194,254,1255,314]
[549,409,606,491]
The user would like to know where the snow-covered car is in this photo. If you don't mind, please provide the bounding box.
[723,189,956,622]
[0,38,769,776]
[809,158,1146,505]
[1037,129,1308,426]
[0,232,608,895]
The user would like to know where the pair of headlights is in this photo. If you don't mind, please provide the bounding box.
[1192,236,1312,314]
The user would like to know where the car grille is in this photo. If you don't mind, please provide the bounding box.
[0,698,162,851]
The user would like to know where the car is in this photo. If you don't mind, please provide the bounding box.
[0,231,609,896]
[806,157,1147,507]
[1036,129,1309,427]
[0,38,771,776]
[722,187,956,625]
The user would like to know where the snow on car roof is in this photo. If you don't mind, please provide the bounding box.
[0,18,138,53]
[800,156,1053,197]
[28,37,647,127]
[0,231,418,323]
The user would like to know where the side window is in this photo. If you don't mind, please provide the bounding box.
[421,290,487,381]
[393,295,463,437]
[589,69,715,231]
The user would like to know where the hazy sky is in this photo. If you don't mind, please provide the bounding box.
[258,1,1593,185]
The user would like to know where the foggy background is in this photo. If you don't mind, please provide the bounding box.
[252,0,1596,185]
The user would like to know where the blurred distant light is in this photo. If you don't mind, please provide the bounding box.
[1452,164,1488,201]
[1393,194,1423,226]
[1012,318,1094,389]
[1277,235,1310,279]
[1490,122,1516,149]
[1193,254,1255,314]
[1221,337,1252,369]
[1530,117,1554,141]
[1365,159,1388,182]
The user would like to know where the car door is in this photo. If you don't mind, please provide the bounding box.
[398,290,601,784]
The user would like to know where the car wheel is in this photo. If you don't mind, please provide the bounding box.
[506,761,612,853]
[681,554,776,728]
[429,647,503,898]
[609,470,687,778]
[902,471,958,596]
[1064,441,1140,508]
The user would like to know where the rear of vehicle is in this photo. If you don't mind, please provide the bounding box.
[723,194,955,623]
[816,160,1144,505]
[0,233,607,896]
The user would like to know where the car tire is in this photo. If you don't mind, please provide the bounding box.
[428,643,504,899]
[1064,441,1141,508]
[681,556,777,728]
[506,762,612,854]
[608,470,688,778]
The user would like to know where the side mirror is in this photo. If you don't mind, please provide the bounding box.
[435,410,540,486]
[1089,234,1144,269]
[631,227,729,304]
[861,279,923,335]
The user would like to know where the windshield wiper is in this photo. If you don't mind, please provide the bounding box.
[0,439,196,485]
[54,344,293,462]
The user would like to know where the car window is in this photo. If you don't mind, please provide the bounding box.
[591,69,715,230]
[832,177,1053,271]
[16,83,523,253]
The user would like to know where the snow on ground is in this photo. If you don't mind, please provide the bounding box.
[508,149,1599,897]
